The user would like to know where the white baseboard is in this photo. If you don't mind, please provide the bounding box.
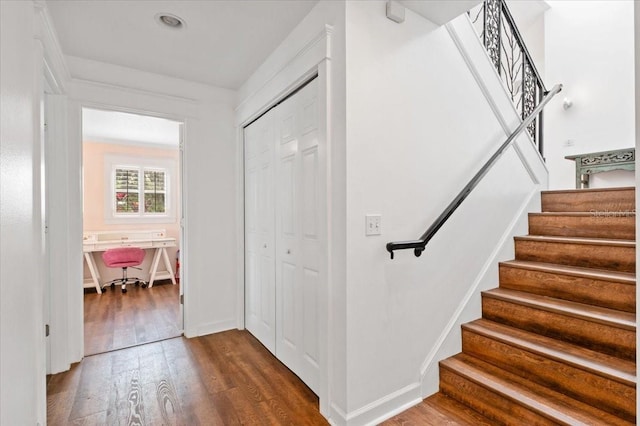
[328,403,348,426]
[195,319,237,337]
[419,187,540,396]
[329,383,422,426]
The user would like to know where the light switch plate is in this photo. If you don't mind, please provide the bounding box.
[365,214,382,236]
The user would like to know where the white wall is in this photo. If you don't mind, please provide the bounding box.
[236,1,348,421]
[0,1,47,424]
[544,1,635,189]
[238,1,550,423]
[0,0,558,424]
[35,35,238,368]
[81,141,181,284]
[63,60,238,343]
[506,0,548,79]
[342,2,547,423]
[634,0,639,418]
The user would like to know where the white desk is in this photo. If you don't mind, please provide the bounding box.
[83,229,177,294]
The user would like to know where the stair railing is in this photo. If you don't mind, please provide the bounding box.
[386,83,562,260]
[469,0,547,156]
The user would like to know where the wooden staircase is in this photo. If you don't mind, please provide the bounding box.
[385,187,636,425]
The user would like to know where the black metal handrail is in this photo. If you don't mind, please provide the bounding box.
[386,83,562,260]
[470,0,547,155]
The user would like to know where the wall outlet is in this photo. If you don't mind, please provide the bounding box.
[365,214,382,236]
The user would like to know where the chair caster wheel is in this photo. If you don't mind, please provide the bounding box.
[141,283,148,288]
[111,283,115,289]
[122,288,127,294]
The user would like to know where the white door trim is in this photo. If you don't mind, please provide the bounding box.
[55,100,188,368]
[236,24,333,417]
[45,93,74,374]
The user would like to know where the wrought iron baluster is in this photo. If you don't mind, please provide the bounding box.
[484,0,501,72]
[386,1,560,260]
[523,57,537,142]
[469,0,547,156]
[538,82,545,155]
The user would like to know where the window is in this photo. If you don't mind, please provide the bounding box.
[143,170,166,213]
[104,154,176,224]
[115,168,140,213]
[113,167,167,215]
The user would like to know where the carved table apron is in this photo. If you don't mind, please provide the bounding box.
[565,148,635,189]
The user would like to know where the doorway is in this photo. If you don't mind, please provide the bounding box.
[81,107,183,355]
[244,77,325,394]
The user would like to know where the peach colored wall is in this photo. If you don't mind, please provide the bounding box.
[83,141,181,283]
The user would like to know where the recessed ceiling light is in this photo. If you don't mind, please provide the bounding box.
[155,13,186,30]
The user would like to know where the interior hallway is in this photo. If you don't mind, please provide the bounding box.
[47,330,327,425]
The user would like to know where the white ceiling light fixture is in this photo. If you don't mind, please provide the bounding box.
[155,12,186,30]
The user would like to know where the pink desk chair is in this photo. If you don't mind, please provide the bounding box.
[101,247,147,294]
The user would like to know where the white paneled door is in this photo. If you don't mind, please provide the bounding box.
[244,78,322,394]
[244,106,276,353]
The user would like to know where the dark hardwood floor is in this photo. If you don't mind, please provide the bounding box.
[382,394,498,425]
[84,280,181,356]
[47,330,327,425]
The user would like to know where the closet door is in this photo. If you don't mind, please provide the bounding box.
[275,78,320,393]
[244,77,322,394]
[244,108,276,353]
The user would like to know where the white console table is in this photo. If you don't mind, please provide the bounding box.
[83,229,177,294]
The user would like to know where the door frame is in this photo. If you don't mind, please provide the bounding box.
[236,35,332,415]
[43,85,73,376]
[77,102,187,345]
[47,97,189,371]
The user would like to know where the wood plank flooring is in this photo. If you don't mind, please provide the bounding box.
[84,281,181,356]
[47,330,327,425]
[382,394,497,425]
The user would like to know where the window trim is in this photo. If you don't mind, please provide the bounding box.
[104,153,177,224]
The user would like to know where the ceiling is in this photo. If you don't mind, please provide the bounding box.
[83,108,180,147]
[506,0,549,30]
[46,0,318,90]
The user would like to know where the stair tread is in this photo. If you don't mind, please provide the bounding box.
[442,354,635,425]
[500,260,636,285]
[483,288,636,330]
[463,318,636,386]
[530,211,636,217]
[383,393,498,425]
[541,187,635,213]
[542,187,635,195]
[515,234,635,247]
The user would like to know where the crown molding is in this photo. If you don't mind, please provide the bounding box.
[65,55,236,106]
[33,0,71,93]
[235,24,333,125]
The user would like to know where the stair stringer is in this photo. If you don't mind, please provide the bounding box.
[420,187,539,397]
[417,13,552,399]
[337,5,553,424]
